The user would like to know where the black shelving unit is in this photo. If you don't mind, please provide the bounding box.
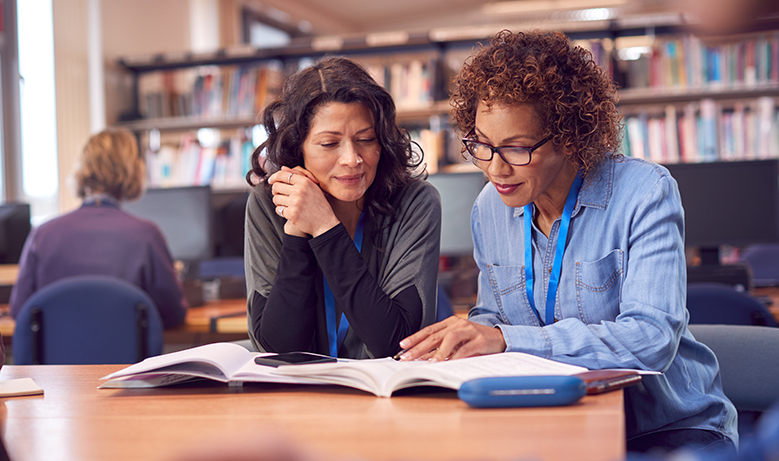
[112,11,779,186]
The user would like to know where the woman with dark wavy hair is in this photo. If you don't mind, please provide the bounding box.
[399,31,737,454]
[244,57,441,359]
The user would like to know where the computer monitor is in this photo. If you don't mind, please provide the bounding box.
[426,172,487,256]
[0,202,32,264]
[663,159,779,265]
[199,189,249,286]
[211,190,249,258]
[124,186,214,262]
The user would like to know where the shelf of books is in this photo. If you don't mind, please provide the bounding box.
[119,61,281,190]
[114,17,779,189]
[144,131,253,191]
[119,47,460,184]
[613,32,779,163]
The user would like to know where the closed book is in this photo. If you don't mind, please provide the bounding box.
[574,369,642,395]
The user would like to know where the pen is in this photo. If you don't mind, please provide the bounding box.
[392,348,408,361]
[392,347,439,361]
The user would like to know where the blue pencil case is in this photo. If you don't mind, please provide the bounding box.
[458,375,586,408]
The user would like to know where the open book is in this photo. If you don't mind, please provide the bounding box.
[100,342,592,397]
[270,353,589,397]
[100,342,322,388]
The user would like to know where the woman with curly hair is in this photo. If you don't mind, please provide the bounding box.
[244,57,441,359]
[399,31,737,454]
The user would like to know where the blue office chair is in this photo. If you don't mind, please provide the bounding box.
[13,275,164,365]
[686,282,778,327]
[741,244,779,287]
[688,324,779,437]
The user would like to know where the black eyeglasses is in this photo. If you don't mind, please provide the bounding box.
[461,131,552,166]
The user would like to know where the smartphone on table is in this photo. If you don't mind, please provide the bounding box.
[254,352,337,367]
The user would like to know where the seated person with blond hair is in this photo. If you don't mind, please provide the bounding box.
[10,130,187,328]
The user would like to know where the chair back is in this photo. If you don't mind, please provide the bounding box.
[688,324,779,412]
[12,275,164,364]
[686,282,778,327]
[741,244,779,287]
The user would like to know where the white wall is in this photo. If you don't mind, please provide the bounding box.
[53,0,91,214]
[101,0,191,59]
[52,0,242,211]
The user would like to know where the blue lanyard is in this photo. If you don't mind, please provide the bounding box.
[524,173,582,326]
[324,212,366,357]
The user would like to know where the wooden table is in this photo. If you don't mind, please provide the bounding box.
[0,298,250,350]
[161,298,249,346]
[0,364,625,461]
[0,261,250,348]
[753,286,779,324]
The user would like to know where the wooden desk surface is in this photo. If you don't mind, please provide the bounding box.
[753,286,779,324]
[0,262,248,344]
[0,298,249,348]
[0,364,625,461]
[0,264,18,286]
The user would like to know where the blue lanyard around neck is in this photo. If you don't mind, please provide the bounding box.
[524,173,582,326]
[324,212,366,357]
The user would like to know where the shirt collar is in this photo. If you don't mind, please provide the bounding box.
[81,193,120,209]
[514,158,614,218]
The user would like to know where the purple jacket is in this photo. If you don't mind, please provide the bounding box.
[10,201,187,328]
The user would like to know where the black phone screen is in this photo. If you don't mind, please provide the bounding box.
[254,352,337,367]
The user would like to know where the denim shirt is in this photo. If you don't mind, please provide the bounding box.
[469,156,737,444]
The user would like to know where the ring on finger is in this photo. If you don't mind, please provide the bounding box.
[277,205,285,218]
[288,172,293,183]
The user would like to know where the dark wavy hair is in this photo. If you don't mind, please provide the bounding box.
[450,30,623,176]
[246,57,422,223]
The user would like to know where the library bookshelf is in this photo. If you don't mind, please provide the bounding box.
[111,12,779,189]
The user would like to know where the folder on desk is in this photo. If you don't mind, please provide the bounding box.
[0,378,44,397]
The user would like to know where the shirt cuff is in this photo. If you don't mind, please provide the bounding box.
[308,222,348,250]
[282,232,313,251]
[496,324,553,358]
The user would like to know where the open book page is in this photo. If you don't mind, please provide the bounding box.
[274,359,421,395]
[99,360,322,389]
[100,342,254,382]
[99,360,267,388]
[230,360,330,385]
[99,373,202,389]
[389,352,588,393]
[274,352,589,397]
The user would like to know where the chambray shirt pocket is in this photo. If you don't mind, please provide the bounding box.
[486,264,539,326]
[574,249,624,324]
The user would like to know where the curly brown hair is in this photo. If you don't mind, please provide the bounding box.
[450,30,623,176]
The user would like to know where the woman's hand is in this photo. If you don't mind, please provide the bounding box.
[268,166,340,237]
[397,316,507,362]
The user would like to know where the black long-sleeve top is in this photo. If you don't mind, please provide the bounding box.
[244,180,441,359]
